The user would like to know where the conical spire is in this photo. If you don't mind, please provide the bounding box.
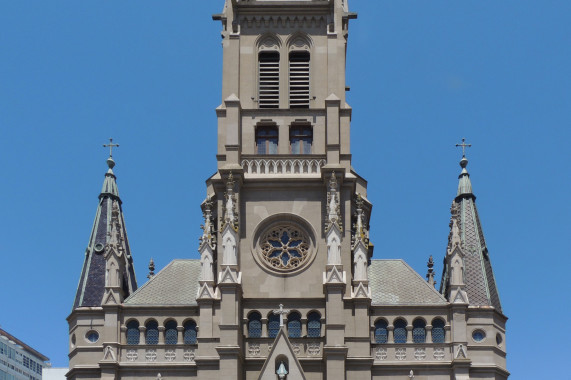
[440,143,503,312]
[73,150,138,309]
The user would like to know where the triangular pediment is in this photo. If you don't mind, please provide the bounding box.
[325,265,345,284]
[102,290,118,305]
[197,282,218,300]
[258,328,306,380]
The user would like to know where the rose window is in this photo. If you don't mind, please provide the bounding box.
[260,225,310,271]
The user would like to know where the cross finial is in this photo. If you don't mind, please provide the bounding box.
[273,304,290,327]
[103,138,120,157]
[455,138,471,158]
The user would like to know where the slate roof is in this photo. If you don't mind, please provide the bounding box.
[124,260,201,306]
[440,157,503,312]
[73,158,138,309]
[368,260,447,305]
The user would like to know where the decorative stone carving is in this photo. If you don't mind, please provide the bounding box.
[164,349,176,362]
[292,343,302,355]
[126,349,138,362]
[199,196,216,282]
[433,348,445,360]
[242,158,325,176]
[145,349,157,362]
[183,349,195,363]
[414,348,426,360]
[307,342,320,356]
[248,343,261,356]
[259,224,311,271]
[395,348,407,361]
[375,347,387,361]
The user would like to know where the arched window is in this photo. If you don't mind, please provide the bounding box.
[184,320,197,345]
[256,125,278,155]
[126,320,140,345]
[145,320,159,345]
[412,319,426,343]
[393,319,407,344]
[248,312,262,338]
[165,320,178,345]
[374,320,388,344]
[287,312,301,338]
[290,124,312,154]
[289,51,310,108]
[307,312,321,338]
[268,314,280,339]
[259,51,280,109]
[432,318,446,343]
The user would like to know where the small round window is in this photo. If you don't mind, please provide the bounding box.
[253,215,316,274]
[496,333,503,346]
[472,329,486,343]
[86,330,99,343]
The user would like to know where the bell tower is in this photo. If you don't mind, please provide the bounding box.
[204,1,372,379]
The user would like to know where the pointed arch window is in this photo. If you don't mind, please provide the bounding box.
[256,125,278,155]
[290,124,312,154]
[432,318,446,343]
[287,312,301,338]
[268,314,280,339]
[412,319,426,343]
[374,320,388,344]
[126,320,140,345]
[289,51,310,108]
[248,312,262,338]
[307,312,321,338]
[184,320,197,345]
[393,319,408,344]
[259,51,280,109]
[165,320,178,345]
[145,320,159,345]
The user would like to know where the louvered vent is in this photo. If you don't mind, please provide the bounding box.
[258,51,280,109]
[289,51,310,108]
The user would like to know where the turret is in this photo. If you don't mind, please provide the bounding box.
[440,141,502,312]
[72,146,137,309]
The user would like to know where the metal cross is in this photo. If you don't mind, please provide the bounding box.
[103,138,120,157]
[455,138,471,157]
[273,304,290,327]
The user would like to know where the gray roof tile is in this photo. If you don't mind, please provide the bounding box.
[369,260,447,305]
[124,260,201,306]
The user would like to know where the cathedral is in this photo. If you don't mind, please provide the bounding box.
[67,1,508,379]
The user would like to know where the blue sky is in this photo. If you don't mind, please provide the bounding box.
[1,1,569,377]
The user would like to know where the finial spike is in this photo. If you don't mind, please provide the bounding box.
[147,258,155,279]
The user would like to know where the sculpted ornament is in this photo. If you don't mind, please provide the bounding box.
[352,194,369,282]
[375,347,387,361]
[183,349,195,363]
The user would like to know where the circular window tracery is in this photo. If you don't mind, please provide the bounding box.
[260,225,310,271]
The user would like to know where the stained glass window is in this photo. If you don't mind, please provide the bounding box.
[256,126,278,154]
[165,320,178,345]
[412,319,426,343]
[184,321,197,345]
[126,320,140,345]
[374,320,388,344]
[307,312,321,338]
[432,319,445,343]
[145,321,159,345]
[393,319,407,344]
[290,125,312,154]
[268,314,280,338]
[287,312,301,338]
[248,312,262,338]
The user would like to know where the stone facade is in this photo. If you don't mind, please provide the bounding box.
[67,1,508,379]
